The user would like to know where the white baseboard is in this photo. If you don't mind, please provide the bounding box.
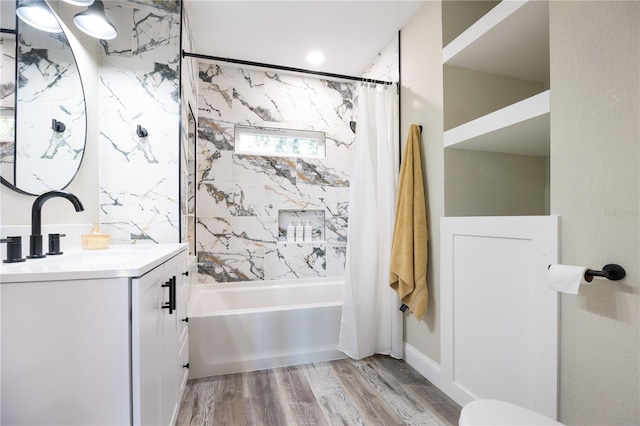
[404,343,444,387]
[404,343,475,408]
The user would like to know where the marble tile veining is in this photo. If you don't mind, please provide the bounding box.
[98,0,181,246]
[198,249,265,283]
[197,117,234,151]
[196,63,358,283]
[296,158,350,187]
[233,154,297,187]
[264,243,326,280]
[196,182,265,218]
[132,8,180,65]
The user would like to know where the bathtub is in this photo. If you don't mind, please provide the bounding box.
[188,276,346,378]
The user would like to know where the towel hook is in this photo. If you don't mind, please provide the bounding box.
[136,125,148,137]
[52,119,66,133]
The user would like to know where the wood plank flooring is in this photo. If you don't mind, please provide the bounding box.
[177,355,461,426]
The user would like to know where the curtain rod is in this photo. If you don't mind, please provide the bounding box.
[182,50,395,86]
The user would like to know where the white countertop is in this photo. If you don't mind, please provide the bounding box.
[0,243,188,283]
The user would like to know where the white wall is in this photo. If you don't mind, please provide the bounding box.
[442,60,548,218]
[441,0,499,47]
[443,65,545,130]
[550,2,639,424]
[444,149,548,217]
[400,1,444,363]
[402,4,638,424]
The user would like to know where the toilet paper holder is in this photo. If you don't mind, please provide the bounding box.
[548,264,626,281]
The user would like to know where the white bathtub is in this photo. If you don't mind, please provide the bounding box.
[188,276,346,378]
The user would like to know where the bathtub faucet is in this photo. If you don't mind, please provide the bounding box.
[28,190,84,259]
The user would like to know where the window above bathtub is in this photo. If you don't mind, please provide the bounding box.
[234,124,326,159]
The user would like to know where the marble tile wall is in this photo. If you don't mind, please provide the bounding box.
[0,35,16,182]
[180,2,197,254]
[196,64,356,283]
[98,0,181,244]
[360,36,399,82]
[13,24,85,193]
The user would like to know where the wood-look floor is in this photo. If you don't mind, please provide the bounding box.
[177,355,461,426]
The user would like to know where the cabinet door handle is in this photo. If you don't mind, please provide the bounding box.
[171,276,177,312]
[161,279,173,314]
[183,363,189,369]
[182,317,189,323]
[182,271,189,277]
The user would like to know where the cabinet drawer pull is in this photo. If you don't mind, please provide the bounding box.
[161,278,175,314]
[171,276,176,312]
[183,363,189,369]
[182,271,189,277]
[182,317,189,323]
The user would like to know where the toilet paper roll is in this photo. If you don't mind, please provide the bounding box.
[548,264,591,294]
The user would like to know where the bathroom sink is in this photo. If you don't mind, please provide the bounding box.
[0,243,187,283]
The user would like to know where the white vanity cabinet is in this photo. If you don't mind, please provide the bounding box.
[132,251,189,426]
[0,244,189,426]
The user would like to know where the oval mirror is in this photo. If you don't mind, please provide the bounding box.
[0,0,86,196]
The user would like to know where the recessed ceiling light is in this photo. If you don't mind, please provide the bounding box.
[306,51,324,65]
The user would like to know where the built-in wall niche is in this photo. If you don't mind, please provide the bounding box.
[278,210,325,243]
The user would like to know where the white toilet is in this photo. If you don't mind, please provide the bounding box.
[459,399,564,426]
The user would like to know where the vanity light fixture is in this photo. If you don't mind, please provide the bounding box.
[73,0,117,40]
[15,0,63,33]
[61,0,95,5]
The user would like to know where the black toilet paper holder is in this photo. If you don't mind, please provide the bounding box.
[548,264,626,281]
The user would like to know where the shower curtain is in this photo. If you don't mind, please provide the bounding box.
[337,83,402,360]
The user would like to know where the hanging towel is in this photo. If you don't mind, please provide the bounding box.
[389,124,428,320]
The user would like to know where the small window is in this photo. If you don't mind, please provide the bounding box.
[234,124,325,159]
[0,110,15,143]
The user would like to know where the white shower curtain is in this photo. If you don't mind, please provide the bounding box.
[337,83,402,360]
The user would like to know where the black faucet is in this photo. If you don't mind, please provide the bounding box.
[28,190,84,259]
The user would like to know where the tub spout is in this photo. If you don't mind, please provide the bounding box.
[28,190,84,259]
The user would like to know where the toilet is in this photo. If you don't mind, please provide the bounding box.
[459,399,564,426]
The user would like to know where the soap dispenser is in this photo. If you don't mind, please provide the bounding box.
[286,220,295,242]
[295,220,304,242]
[81,223,110,250]
[304,220,312,242]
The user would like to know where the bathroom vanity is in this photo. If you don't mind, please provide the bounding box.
[0,244,192,426]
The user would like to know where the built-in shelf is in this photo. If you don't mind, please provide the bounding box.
[444,90,549,157]
[443,0,549,83]
[277,241,324,245]
[278,209,324,243]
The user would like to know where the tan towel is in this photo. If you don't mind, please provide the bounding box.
[389,124,428,320]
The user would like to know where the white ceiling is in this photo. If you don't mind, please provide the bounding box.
[184,1,426,77]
